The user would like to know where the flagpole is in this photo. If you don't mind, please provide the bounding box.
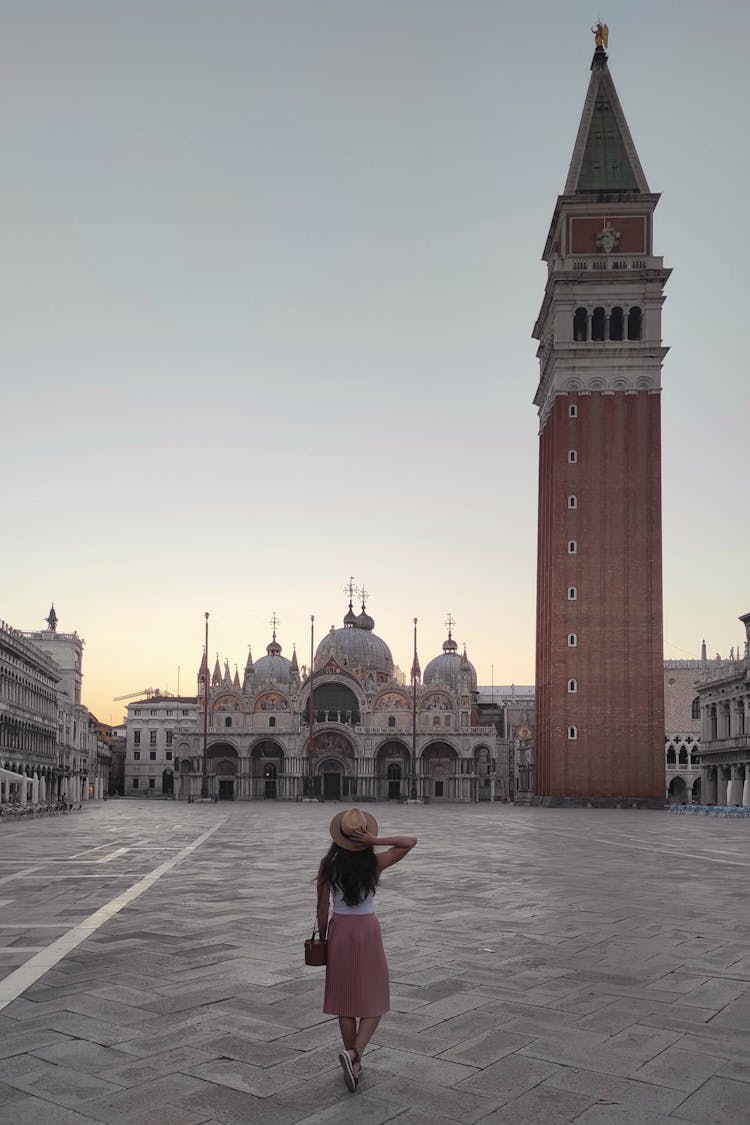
[308,615,315,798]
[202,612,209,800]
[411,617,418,801]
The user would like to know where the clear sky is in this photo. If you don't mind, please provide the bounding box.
[2,1,748,724]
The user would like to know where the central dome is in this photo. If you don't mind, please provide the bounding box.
[315,603,393,679]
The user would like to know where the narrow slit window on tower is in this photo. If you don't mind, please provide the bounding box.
[628,306,642,340]
[568,450,577,463]
[591,306,606,341]
[568,540,577,554]
[610,306,624,340]
[568,679,577,693]
[568,633,577,647]
[568,403,578,417]
[568,586,577,600]
[568,725,578,740]
[568,495,577,509]
[573,307,588,342]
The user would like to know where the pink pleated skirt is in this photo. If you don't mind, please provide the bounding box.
[323,913,390,1018]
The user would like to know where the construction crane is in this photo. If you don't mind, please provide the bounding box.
[112,687,166,702]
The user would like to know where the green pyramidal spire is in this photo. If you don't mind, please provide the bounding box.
[564,45,649,195]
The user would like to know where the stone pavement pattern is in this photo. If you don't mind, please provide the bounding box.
[0,802,749,1124]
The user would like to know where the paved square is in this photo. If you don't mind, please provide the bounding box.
[0,801,748,1123]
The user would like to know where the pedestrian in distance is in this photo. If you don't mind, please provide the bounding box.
[317,807,417,1092]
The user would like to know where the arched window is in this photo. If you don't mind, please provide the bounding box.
[568,450,577,463]
[568,586,577,600]
[627,306,642,340]
[573,307,587,342]
[666,747,676,765]
[568,679,577,693]
[568,495,577,509]
[268,716,276,728]
[609,306,624,340]
[691,697,700,720]
[568,633,577,647]
[568,726,577,740]
[591,307,606,341]
[568,540,577,554]
[225,717,232,728]
[388,716,396,729]
[568,403,578,418]
[678,747,688,765]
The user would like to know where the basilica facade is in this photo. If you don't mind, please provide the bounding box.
[130,600,500,803]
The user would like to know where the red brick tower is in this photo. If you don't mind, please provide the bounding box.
[532,42,670,802]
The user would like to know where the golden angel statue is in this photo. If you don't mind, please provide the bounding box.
[592,22,609,48]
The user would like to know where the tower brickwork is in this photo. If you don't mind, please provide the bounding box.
[533,44,670,801]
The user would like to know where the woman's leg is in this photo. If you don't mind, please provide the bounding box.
[353,1015,381,1061]
[338,1016,356,1051]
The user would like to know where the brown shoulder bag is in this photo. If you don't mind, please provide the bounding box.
[304,882,328,967]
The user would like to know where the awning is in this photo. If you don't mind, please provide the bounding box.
[0,767,26,783]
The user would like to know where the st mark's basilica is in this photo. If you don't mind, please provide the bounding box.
[130,592,501,803]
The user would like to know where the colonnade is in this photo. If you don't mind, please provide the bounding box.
[700,763,750,808]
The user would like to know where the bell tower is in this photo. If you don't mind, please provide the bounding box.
[533,36,670,802]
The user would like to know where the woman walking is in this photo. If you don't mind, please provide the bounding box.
[317,807,417,1092]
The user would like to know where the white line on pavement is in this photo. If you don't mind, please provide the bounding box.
[96,848,130,863]
[0,867,42,886]
[69,842,112,859]
[0,820,226,1013]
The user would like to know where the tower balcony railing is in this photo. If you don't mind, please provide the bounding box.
[553,254,663,274]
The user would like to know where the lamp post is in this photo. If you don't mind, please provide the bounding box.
[201,612,209,799]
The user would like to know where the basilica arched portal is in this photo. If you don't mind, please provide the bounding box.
[376,740,411,800]
[207,742,238,801]
[309,730,355,800]
[421,741,458,800]
[251,740,285,799]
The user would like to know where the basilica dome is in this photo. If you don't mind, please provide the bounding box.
[315,603,394,680]
[253,636,294,686]
[423,633,478,691]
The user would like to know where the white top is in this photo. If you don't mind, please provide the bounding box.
[332,888,375,915]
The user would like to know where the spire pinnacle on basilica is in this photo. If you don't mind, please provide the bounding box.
[563,25,649,196]
[291,645,299,672]
[233,665,240,688]
[245,646,254,674]
[266,612,283,656]
[212,655,222,685]
[443,612,458,654]
[223,659,232,684]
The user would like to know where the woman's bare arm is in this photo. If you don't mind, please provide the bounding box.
[348,829,417,872]
[316,877,330,938]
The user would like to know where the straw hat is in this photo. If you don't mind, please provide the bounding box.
[329,807,378,851]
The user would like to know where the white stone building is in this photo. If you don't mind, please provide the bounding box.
[1,606,109,803]
[697,613,750,807]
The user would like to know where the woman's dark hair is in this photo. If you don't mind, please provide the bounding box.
[319,844,379,907]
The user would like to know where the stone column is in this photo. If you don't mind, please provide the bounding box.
[729,765,744,807]
[716,768,729,806]
[742,766,750,809]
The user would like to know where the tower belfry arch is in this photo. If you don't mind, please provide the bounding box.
[533,34,670,802]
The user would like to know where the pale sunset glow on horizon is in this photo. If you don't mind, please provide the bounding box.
[3,1,748,725]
